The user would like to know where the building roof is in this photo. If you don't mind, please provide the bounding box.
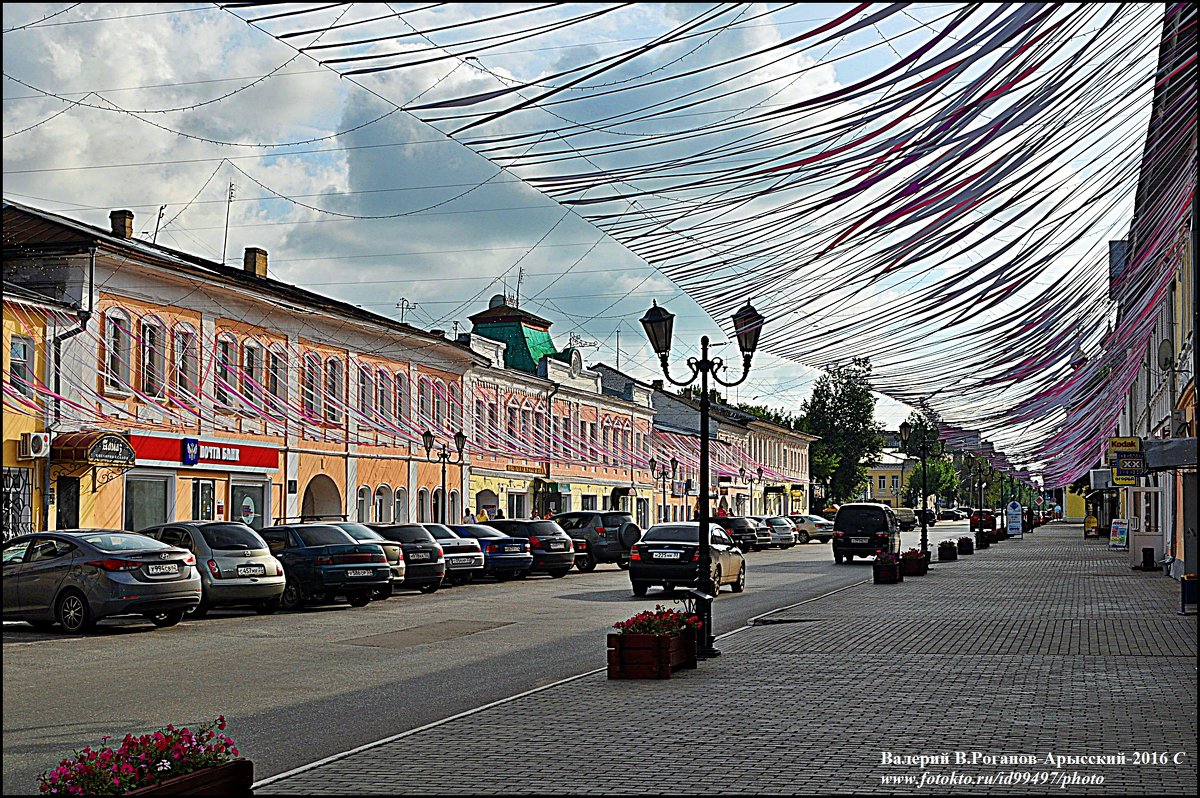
[2,199,484,363]
[469,298,567,374]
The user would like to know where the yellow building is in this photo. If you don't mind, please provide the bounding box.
[3,283,70,536]
[864,450,916,508]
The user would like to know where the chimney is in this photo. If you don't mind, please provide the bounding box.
[651,379,664,390]
[243,247,268,278]
[109,210,134,239]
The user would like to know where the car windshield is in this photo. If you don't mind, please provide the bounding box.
[424,524,459,540]
[553,515,591,531]
[295,526,355,547]
[199,524,268,551]
[76,533,169,551]
[529,521,566,536]
[454,525,505,538]
[642,525,699,543]
[834,506,888,530]
[332,522,385,541]
[379,525,435,544]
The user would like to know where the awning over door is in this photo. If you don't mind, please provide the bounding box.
[52,431,136,466]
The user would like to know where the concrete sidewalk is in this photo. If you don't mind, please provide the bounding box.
[257,525,1197,795]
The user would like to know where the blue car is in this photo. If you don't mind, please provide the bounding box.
[451,524,532,580]
[258,524,390,610]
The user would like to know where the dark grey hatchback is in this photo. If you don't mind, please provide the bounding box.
[483,519,574,578]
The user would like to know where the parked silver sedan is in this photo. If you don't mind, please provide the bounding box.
[2,530,201,633]
[750,516,797,549]
[789,514,835,543]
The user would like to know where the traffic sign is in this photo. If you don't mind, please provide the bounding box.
[1035,496,1044,506]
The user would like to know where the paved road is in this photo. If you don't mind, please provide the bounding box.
[2,536,882,794]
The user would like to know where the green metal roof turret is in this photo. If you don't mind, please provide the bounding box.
[469,295,560,374]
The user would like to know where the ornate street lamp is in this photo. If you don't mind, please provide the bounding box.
[738,465,764,516]
[423,430,467,524]
[899,420,941,559]
[641,299,765,659]
[648,455,678,523]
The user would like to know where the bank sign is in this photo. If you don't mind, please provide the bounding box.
[182,439,247,466]
[127,434,279,472]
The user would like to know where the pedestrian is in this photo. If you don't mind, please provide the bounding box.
[495,509,505,519]
[477,508,489,522]
[462,508,474,524]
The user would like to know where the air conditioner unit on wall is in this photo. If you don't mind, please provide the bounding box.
[19,432,51,459]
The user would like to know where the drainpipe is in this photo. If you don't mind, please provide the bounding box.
[43,248,96,530]
[544,382,560,515]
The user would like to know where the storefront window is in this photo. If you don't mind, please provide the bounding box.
[231,483,267,530]
[193,479,215,521]
[125,476,169,532]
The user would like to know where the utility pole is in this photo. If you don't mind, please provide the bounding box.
[221,182,235,265]
[152,204,166,244]
[396,298,418,324]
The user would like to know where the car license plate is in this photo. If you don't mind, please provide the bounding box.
[851,537,868,544]
[236,565,265,577]
[548,541,565,550]
[450,557,474,566]
[347,569,372,577]
[408,552,430,561]
[504,546,520,553]
[147,563,178,575]
[652,551,679,559]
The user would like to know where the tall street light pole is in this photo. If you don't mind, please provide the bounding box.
[423,429,466,524]
[899,421,941,558]
[648,456,678,523]
[739,465,763,516]
[642,299,765,659]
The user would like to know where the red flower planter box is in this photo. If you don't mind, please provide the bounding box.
[607,628,697,679]
[899,557,927,577]
[127,759,253,796]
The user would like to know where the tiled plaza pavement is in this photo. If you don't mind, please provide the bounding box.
[259,525,1197,795]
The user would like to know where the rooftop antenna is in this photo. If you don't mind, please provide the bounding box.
[396,298,418,324]
[514,266,525,308]
[152,204,166,244]
[221,181,236,265]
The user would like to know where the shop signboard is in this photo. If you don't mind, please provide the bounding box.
[1108,518,1129,549]
[1006,501,1024,538]
[1084,515,1099,537]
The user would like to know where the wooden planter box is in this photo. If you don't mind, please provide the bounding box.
[938,544,958,561]
[127,760,253,796]
[873,563,903,584]
[899,557,927,577]
[607,628,697,679]
[957,539,974,555]
[975,533,990,549]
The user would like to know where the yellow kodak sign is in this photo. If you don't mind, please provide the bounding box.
[1107,437,1141,454]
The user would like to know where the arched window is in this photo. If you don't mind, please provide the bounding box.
[374,485,393,523]
[267,346,287,412]
[241,338,263,406]
[534,410,546,455]
[377,370,393,427]
[449,490,461,524]
[172,324,199,399]
[418,377,433,424]
[214,333,237,408]
[395,372,409,423]
[521,404,532,443]
[394,487,410,523]
[324,357,344,424]
[103,309,132,392]
[602,419,612,465]
[433,379,447,428]
[302,353,322,419]
[356,486,370,523]
[449,383,462,430]
[432,487,444,524]
[474,399,487,442]
[506,402,519,440]
[140,317,166,399]
[358,364,375,421]
[417,488,430,522]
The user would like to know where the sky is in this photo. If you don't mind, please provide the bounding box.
[2,3,1165,452]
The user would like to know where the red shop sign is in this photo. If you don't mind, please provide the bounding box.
[130,434,279,470]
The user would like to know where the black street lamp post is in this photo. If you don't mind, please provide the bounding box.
[648,456,678,523]
[898,421,942,558]
[738,465,764,516]
[423,429,467,524]
[642,299,765,659]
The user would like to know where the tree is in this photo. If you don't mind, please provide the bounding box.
[898,411,954,505]
[798,358,885,504]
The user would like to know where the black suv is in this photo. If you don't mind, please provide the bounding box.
[712,516,759,552]
[552,511,641,572]
[831,503,900,564]
[484,519,574,578]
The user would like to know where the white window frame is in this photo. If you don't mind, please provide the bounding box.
[267,346,287,413]
[173,325,199,399]
[140,319,166,399]
[241,339,263,409]
[8,334,35,398]
[214,334,237,409]
[324,357,344,424]
[104,310,132,394]
[302,353,322,419]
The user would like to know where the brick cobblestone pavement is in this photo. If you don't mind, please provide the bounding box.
[258,525,1197,795]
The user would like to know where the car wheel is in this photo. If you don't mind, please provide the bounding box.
[731,563,746,593]
[148,609,185,628]
[419,583,440,594]
[549,568,570,579]
[56,590,94,634]
[185,601,210,618]
[255,597,281,615]
[845,553,854,562]
[575,551,597,572]
[514,570,529,580]
[796,531,810,544]
[631,581,649,597]
[710,567,721,596]
[617,558,630,570]
[819,537,832,544]
[833,551,843,564]
[280,580,305,611]
[347,592,372,607]
[373,581,394,600]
